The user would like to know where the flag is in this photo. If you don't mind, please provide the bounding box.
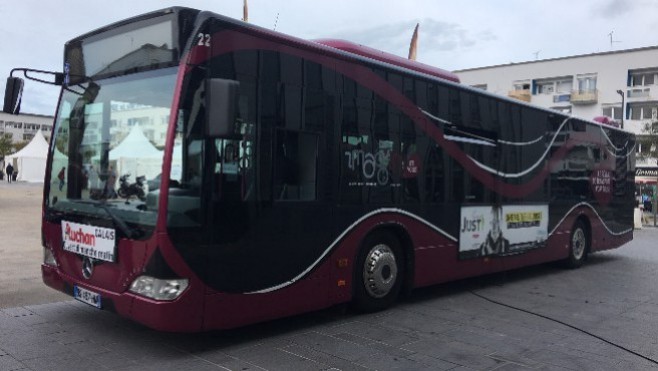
[408,23,419,60]
[243,0,249,22]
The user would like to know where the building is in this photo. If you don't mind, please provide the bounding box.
[454,45,658,200]
[0,112,54,144]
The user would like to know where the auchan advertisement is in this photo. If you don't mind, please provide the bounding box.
[61,221,116,262]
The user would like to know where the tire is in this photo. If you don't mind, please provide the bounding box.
[117,188,128,199]
[564,220,589,269]
[353,231,404,312]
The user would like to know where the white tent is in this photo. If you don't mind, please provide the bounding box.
[6,129,49,182]
[109,125,163,179]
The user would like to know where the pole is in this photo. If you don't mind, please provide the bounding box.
[616,89,625,129]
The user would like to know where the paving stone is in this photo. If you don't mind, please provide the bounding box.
[319,320,421,347]
[279,343,370,371]
[286,331,379,363]
[192,348,264,370]
[222,343,327,371]
[0,354,26,371]
[401,338,506,369]
[21,353,102,371]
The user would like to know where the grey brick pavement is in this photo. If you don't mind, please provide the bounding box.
[1,229,658,370]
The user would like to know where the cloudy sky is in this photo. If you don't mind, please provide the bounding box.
[1,0,657,115]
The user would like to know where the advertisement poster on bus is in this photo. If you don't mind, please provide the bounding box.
[459,205,548,259]
[61,221,116,262]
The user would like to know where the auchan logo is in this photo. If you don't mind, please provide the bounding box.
[64,223,96,246]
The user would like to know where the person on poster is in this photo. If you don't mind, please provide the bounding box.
[480,206,510,256]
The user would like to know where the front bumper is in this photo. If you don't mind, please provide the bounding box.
[41,264,204,332]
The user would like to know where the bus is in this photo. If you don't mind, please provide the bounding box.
[3,7,635,332]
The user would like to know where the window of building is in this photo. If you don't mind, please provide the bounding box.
[630,69,658,87]
[537,82,554,94]
[534,77,573,95]
[553,94,571,103]
[576,74,597,93]
[602,105,623,120]
[513,80,530,91]
[556,80,572,93]
[628,88,651,98]
[629,102,658,121]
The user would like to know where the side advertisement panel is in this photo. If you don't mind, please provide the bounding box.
[459,205,548,259]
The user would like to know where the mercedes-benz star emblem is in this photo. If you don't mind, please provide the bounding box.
[82,257,94,279]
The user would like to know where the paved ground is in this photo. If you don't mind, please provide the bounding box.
[1,182,658,370]
[0,181,69,308]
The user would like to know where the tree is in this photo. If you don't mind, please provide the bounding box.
[12,140,29,153]
[639,120,658,222]
[0,135,13,162]
[638,120,658,164]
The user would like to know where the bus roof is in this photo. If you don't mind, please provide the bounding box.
[313,39,460,83]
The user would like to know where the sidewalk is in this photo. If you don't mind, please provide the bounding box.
[641,211,658,228]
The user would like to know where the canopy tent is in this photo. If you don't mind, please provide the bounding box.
[92,125,164,180]
[110,124,162,159]
[112,125,163,179]
[6,129,49,182]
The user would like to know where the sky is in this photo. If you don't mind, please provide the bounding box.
[1,0,657,116]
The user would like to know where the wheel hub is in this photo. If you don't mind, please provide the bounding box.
[572,228,586,259]
[363,244,398,298]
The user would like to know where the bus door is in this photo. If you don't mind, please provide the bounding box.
[209,138,254,243]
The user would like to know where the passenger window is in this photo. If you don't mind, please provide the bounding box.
[274,131,318,201]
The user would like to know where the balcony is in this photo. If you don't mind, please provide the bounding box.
[552,93,571,104]
[627,87,652,100]
[570,89,598,105]
[508,89,531,102]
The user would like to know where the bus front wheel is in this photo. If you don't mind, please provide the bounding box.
[353,231,404,312]
[564,220,589,269]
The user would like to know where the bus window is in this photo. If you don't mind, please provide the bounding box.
[274,131,317,201]
[214,138,253,201]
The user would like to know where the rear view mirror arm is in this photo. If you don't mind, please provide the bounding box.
[10,68,65,87]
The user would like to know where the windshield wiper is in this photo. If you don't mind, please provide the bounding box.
[73,200,138,239]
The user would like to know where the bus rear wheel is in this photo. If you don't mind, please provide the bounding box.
[564,220,589,268]
[353,231,404,312]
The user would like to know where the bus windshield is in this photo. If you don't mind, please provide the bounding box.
[45,67,177,236]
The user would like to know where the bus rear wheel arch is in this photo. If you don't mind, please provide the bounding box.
[352,229,407,312]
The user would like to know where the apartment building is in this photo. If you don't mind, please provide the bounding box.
[0,112,54,143]
[455,45,658,186]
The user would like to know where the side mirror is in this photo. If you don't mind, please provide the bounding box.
[3,77,24,114]
[205,78,239,137]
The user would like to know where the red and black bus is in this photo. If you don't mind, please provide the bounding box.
[3,7,635,331]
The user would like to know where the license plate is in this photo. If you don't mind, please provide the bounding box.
[73,285,102,309]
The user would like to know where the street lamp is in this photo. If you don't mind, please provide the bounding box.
[616,89,625,129]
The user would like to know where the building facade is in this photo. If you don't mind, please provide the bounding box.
[455,46,658,195]
[0,112,54,143]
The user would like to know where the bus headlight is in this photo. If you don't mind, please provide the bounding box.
[129,275,189,301]
[43,246,57,266]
